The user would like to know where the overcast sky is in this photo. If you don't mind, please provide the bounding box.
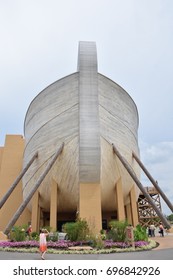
[0,0,173,215]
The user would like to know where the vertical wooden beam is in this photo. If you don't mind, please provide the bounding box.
[79,183,102,234]
[50,179,58,231]
[125,203,132,225]
[129,185,139,227]
[115,178,125,221]
[31,191,40,232]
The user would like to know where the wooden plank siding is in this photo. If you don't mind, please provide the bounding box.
[23,42,140,215]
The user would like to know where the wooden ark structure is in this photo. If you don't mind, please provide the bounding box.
[0,42,172,238]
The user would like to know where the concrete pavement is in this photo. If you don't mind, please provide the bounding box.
[151,233,173,250]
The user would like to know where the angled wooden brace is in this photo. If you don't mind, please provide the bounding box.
[4,143,64,235]
[0,152,38,209]
[132,151,173,213]
[112,143,170,229]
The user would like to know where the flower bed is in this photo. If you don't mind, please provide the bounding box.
[104,240,149,249]
[0,239,154,254]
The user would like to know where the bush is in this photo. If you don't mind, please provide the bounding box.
[107,220,128,242]
[10,226,26,242]
[92,234,104,249]
[134,224,148,241]
[48,232,59,242]
[63,218,89,241]
[31,231,39,241]
[100,229,106,240]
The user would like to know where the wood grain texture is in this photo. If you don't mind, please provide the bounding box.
[23,42,140,213]
[78,42,100,182]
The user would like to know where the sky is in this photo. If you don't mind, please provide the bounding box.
[0,0,173,215]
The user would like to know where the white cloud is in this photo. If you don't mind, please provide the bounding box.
[139,140,173,215]
[0,0,172,217]
[140,141,173,164]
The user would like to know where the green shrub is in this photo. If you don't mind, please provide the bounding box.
[92,234,104,249]
[63,223,77,241]
[48,232,59,242]
[10,226,26,241]
[107,220,128,242]
[134,224,148,241]
[31,231,39,241]
[100,229,106,240]
[63,218,89,241]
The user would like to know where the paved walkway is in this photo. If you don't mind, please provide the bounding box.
[151,233,173,250]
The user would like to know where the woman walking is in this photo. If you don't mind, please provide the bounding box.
[39,228,49,260]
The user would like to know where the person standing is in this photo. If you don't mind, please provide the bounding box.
[39,229,49,260]
[150,224,155,237]
[148,226,151,237]
[26,225,32,240]
[159,222,164,237]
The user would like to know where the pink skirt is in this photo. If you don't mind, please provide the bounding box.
[39,244,47,252]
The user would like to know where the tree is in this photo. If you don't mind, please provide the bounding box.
[167,214,173,222]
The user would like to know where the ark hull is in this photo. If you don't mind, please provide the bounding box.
[23,42,140,231]
[23,74,140,209]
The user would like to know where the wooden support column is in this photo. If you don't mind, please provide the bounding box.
[31,191,40,232]
[50,179,58,231]
[129,185,139,227]
[79,183,102,234]
[125,203,132,225]
[115,178,125,221]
